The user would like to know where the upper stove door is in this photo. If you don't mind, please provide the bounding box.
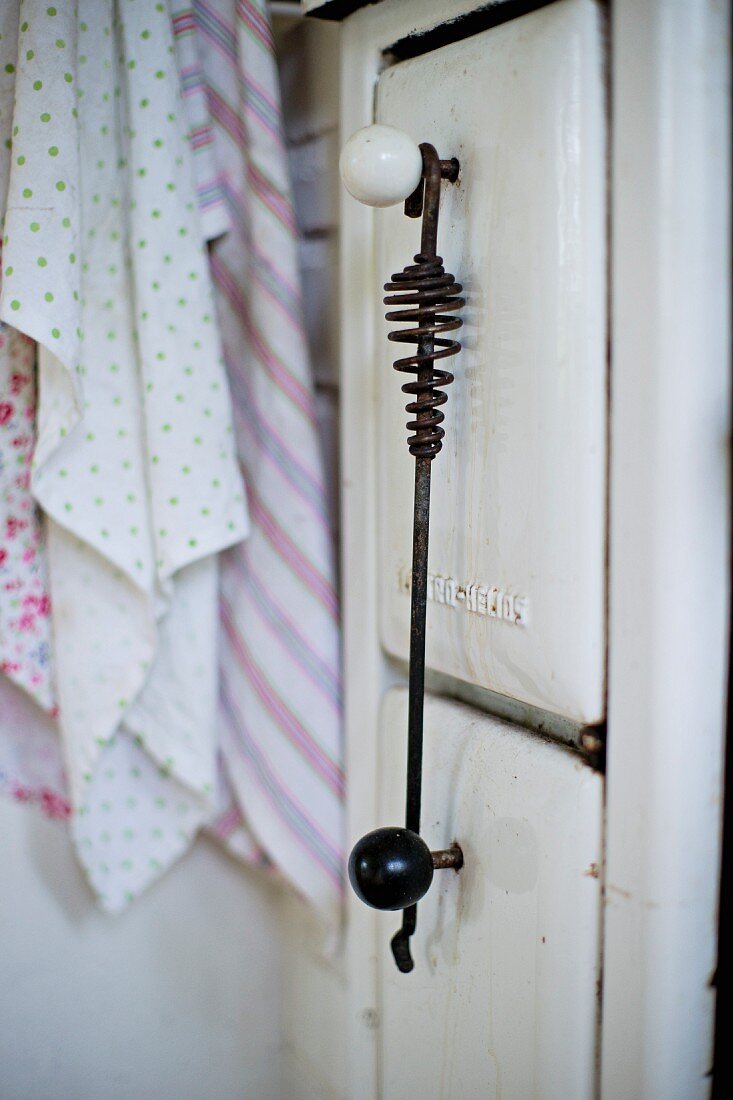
[376,0,607,724]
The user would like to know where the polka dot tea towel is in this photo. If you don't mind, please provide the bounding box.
[0,0,249,909]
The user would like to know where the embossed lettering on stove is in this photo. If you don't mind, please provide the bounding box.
[397,567,529,625]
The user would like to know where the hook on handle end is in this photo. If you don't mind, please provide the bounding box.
[390,927,415,973]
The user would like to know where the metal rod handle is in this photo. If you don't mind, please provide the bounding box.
[346,141,465,973]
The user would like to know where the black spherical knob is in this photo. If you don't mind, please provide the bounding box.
[348,827,434,911]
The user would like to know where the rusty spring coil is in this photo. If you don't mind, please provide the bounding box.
[384,253,464,460]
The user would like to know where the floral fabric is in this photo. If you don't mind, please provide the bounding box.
[0,324,54,711]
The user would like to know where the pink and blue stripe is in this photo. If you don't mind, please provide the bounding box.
[179,0,344,915]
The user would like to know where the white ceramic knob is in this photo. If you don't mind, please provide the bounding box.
[339,125,423,208]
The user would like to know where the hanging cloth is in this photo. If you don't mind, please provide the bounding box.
[1,0,343,922]
[175,0,345,924]
[0,326,54,712]
[0,0,249,910]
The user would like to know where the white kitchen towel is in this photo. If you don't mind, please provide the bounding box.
[0,0,250,910]
[177,0,345,924]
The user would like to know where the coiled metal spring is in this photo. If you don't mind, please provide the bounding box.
[384,254,464,459]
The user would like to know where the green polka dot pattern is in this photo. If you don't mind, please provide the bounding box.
[0,0,249,911]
